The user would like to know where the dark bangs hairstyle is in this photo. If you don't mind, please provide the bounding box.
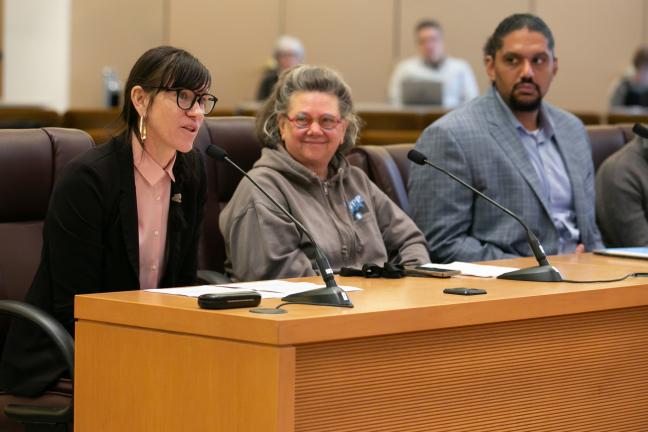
[118,45,212,142]
[117,46,211,238]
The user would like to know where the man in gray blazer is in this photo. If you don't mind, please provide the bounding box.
[409,13,603,263]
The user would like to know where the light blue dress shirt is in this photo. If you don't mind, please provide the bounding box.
[495,92,579,254]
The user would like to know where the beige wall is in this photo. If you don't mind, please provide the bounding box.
[68,0,648,112]
[4,0,70,111]
[69,0,164,108]
[285,0,394,102]
[538,0,645,111]
[168,0,280,107]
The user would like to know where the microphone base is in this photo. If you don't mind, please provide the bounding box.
[281,285,354,308]
[497,265,563,282]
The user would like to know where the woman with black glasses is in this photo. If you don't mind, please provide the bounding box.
[0,46,216,396]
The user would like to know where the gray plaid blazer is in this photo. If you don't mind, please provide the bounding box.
[408,86,603,263]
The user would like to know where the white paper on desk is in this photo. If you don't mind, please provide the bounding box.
[147,285,249,296]
[420,262,519,278]
[147,281,362,300]
[147,285,286,300]
[220,280,322,294]
[222,280,361,294]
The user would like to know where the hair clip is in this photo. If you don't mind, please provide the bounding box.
[171,193,182,204]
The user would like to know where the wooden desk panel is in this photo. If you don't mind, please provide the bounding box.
[75,321,295,431]
[294,306,648,431]
[74,254,648,431]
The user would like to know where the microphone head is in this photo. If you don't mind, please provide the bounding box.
[206,145,229,161]
[407,149,427,165]
[633,123,648,139]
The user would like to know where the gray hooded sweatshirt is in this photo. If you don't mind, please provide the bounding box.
[219,146,430,281]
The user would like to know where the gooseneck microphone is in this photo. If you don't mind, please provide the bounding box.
[408,149,563,282]
[206,145,353,307]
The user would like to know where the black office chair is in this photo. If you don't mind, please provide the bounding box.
[193,117,263,283]
[0,127,93,431]
[0,301,73,431]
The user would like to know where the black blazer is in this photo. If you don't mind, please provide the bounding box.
[0,135,207,396]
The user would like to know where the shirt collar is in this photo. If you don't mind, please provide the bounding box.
[493,86,555,140]
[131,136,176,186]
[422,56,446,70]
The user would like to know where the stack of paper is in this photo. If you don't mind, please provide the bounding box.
[420,262,519,278]
[147,280,362,299]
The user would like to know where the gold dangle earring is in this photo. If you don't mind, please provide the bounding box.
[139,115,147,142]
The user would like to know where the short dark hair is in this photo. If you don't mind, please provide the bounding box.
[483,14,555,58]
[118,46,211,142]
[415,19,443,35]
[633,46,648,69]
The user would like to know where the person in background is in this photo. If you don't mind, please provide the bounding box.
[256,35,305,100]
[609,46,648,108]
[596,128,648,247]
[222,65,429,281]
[408,13,602,263]
[388,19,479,108]
[0,46,215,396]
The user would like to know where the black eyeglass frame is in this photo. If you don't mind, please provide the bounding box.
[147,86,218,115]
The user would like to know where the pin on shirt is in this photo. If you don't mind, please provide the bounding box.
[347,194,368,221]
[171,193,182,204]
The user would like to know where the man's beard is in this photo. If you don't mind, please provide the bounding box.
[508,79,542,112]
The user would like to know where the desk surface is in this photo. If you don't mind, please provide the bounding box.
[75,253,648,346]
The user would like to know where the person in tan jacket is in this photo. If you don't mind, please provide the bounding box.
[220,65,429,281]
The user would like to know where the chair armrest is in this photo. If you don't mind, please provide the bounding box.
[0,300,74,426]
[197,269,232,285]
[3,403,72,425]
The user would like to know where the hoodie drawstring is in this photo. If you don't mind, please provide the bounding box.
[337,167,363,257]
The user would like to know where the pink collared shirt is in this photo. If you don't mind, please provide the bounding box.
[132,138,176,290]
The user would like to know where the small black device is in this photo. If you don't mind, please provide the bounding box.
[405,265,460,278]
[443,287,487,296]
[197,291,261,309]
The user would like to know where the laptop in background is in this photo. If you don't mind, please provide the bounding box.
[401,80,443,106]
[593,247,648,260]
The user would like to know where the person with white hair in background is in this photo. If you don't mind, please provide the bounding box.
[256,35,305,100]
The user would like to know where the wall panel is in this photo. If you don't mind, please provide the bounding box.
[5,0,70,111]
[169,0,280,108]
[536,0,644,111]
[63,0,648,112]
[284,0,394,103]
[69,0,164,109]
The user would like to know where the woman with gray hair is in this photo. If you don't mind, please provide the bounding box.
[220,65,429,281]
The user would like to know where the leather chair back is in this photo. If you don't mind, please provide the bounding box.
[587,124,634,171]
[0,127,92,432]
[193,117,263,273]
[0,128,93,306]
[347,144,412,214]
